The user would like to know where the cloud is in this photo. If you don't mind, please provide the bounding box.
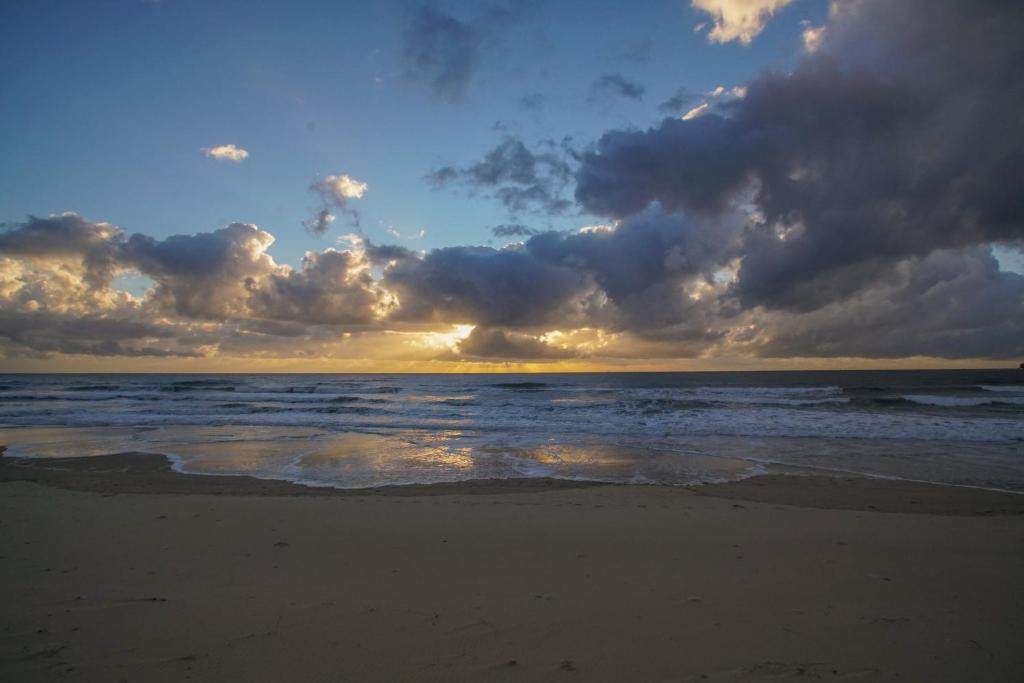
[658,87,698,114]
[427,136,574,215]
[248,248,388,325]
[691,0,795,45]
[378,205,742,340]
[0,215,387,350]
[456,326,577,360]
[2,200,1023,363]
[801,21,826,53]
[0,308,200,359]
[384,225,426,241]
[380,243,591,328]
[746,248,1024,359]
[3,1,1023,365]
[123,223,280,319]
[577,0,1024,313]
[0,213,124,288]
[202,144,249,162]
[303,209,336,235]
[306,173,368,235]
[588,73,645,105]
[401,4,479,102]
[401,1,539,102]
[311,174,367,204]
[680,85,746,120]
[491,223,538,238]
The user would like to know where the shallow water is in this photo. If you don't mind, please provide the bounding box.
[1,370,1022,490]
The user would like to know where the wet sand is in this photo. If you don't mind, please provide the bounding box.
[2,452,1023,681]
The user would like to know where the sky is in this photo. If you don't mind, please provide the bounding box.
[0,0,1021,372]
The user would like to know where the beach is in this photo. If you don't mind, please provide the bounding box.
[2,453,1023,682]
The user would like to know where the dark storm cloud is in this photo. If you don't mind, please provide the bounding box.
[427,136,574,215]
[576,0,1024,311]
[526,209,734,307]
[0,309,200,359]
[381,244,589,327]
[455,326,576,360]
[363,242,417,264]
[752,248,1024,360]
[380,206,741,338]
[587,73,645,105]
[401,1,540,102]
[491,223,538,238]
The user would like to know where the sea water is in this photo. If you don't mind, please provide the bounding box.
[0,370,1022,491]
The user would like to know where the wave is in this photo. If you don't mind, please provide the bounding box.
[161,384,235,392]
[489,382,549,390]
[365,386,403,394]
[676,386,848,406]
[0,393,145,402]
[637,398,715,413]
[694,385,843,395]
[167,379,231,386]
[900,394,1024,407]
[978,385,1024,393]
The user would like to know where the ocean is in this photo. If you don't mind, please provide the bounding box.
[1,370,1022,491]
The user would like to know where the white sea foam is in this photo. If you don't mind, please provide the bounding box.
[978,385,1024,393]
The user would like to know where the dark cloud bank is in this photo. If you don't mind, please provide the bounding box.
[2,0,1022,362]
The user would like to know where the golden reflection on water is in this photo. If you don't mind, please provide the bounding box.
[0,425,761,487]
[297,430,475,472]
[0,426,142,454]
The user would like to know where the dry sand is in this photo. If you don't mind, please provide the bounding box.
[2,452,1023,682]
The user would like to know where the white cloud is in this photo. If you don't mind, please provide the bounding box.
[306,173,368,235]
[386,226,425,241]
[314,174,368,204]
[801,23,827,52]
[201,144,249,162]
[692,0,795,45]
[682,103,710,120]
[680,85,746,120]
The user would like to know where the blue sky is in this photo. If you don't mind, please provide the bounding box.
[0,0,826,267]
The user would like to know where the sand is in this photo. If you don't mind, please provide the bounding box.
[1,453,1023,682]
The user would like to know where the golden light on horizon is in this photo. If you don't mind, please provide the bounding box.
[412,324,476,351]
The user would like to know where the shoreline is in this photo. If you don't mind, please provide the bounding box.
[3,450,1024,515]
